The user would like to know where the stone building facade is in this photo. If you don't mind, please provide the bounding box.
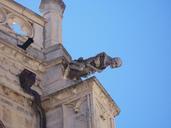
[0,0,120,128]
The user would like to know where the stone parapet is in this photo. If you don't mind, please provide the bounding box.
[0,0,45,50]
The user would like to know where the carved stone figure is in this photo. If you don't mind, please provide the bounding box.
[64,52,122,80]
[18,69,46,128]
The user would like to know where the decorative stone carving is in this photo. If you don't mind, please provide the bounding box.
[64,52,122,80]
[65,97,87,113]
[0,6,33,37]
[0,1,121,128]
[7,13,33,37]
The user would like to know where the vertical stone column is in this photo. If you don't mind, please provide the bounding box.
[40,0,65,48]
[39,1,71,96]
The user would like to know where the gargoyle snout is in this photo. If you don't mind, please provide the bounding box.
[111,57,122,68]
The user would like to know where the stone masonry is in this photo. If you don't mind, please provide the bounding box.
[0,0,120,128]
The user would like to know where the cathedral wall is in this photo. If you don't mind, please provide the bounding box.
[0,85,37,128]
[0,36,44,128]
[0,1,120,128]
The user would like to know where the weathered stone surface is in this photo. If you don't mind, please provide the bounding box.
[0,1,120,128]
[0,1,45,50]
[46,106,63,128]
[0,89,37,128]
[40,0,65,48]
[42,77,119,128]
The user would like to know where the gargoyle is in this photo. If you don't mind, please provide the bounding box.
[64,52,122,80]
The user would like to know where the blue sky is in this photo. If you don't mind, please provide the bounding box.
[15,0,171,128]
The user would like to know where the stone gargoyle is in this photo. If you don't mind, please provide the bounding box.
[64,52,122,80]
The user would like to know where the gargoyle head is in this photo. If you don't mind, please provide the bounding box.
[110,57,122,68]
